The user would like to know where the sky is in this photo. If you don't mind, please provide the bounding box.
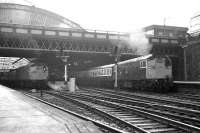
[1,0,200,32]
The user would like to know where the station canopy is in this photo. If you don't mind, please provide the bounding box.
[0,57,29,72]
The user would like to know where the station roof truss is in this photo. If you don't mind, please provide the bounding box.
[0,57,29,71]
[0,3,83,29]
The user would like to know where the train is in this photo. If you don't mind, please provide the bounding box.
[0,62,49,89]
[0,60,67,90]
[75,54,174,92]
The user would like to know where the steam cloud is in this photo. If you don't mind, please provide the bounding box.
[128,29,152,55]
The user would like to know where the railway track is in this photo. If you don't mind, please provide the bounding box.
[81,88,200,111]
[172,82,200,102]
[160,93,200,103]
[44,90,200,133]
[24,91,129,133]
[74,89,200,127]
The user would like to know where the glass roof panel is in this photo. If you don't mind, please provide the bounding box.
[0,57,29,70]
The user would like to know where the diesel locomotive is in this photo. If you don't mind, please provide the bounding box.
[0,62,49,89]
[76,54,173,92]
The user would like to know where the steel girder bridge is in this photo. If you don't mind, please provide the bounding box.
[0,23,135,70]
[0,3,136,71]
[0,23,133,57]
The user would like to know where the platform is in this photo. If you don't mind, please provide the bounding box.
[0,85,102,133]
[174,81,200,84]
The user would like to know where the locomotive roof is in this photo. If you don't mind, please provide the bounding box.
[91,54,152,70]
[118,54,152,65]
[94,64,115,69]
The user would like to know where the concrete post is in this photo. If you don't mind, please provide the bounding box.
[64,65,67,82]
[183,48,187,81]
[69,78,75,92]
[114,63,118,89]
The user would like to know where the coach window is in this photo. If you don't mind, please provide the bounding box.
[92,71,94,77]
[95,71,98,77]
[93,71,96,77]
[100,69,102,75]
[105,69,108,75]
[109,69,112,75]
[104,69,107,75]
[89,72,92,77]
[140,61,146,68]
[107,69,110,75]
[94,71,97,77]
[102,69,104,75]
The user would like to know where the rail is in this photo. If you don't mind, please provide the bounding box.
[173,81,200,84]
[51,90,200,132]
[77,89,200,126]
[173,81,200,90]
[23,92,127,133]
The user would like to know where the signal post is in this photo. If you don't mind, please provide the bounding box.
[113,46,120,89]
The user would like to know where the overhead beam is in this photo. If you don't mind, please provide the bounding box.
[12,58,23,65]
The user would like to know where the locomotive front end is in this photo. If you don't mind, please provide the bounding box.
[146,56,173,92]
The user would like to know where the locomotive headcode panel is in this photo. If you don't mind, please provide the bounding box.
[146,59,156,79]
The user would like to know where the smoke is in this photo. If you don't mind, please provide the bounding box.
[128,29,152,55]
[47,81,68,90]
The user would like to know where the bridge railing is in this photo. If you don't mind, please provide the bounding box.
[0,23,130,41]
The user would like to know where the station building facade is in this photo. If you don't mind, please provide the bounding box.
[184,12,200,81]
[144,25,188,80]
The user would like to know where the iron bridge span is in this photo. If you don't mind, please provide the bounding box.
[0,23,134,58]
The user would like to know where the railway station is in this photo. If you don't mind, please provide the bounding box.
[0,0,200,133]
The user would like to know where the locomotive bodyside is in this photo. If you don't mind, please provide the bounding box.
[16,63,48,80]
[118,55,173,92]
[117,55,149,89]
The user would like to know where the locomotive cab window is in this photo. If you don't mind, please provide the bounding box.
[140,61,146,68]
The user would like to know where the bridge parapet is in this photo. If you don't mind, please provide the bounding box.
[0,23,137,57]
[0,23,130,41]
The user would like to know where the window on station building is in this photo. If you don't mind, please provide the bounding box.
[169,33,173,37]
[158,32,163,36]
[151,38,159,43]
[161,39,168,43]
[171,40,178,44]
[146,29,154,36]
[167,49,171,54]
[178,34,184,38]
